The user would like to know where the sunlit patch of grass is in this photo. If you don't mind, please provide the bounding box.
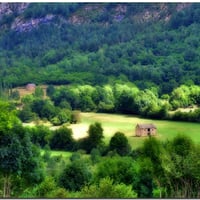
[41,149,72,159]
[70,112,200,149]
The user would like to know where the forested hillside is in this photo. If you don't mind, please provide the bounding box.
[0,3,200,94]
[2,3,200,198]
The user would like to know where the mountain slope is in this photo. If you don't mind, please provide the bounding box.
[0,3,199,94]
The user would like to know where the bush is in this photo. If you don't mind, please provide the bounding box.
[59,160,92,191]
[70,152,81,162]
[76,122,104,153]
[26,125,52,147]
[18,105,36,122]
[80,177,137,198]
[23,176,69,198]
[109,132,131,156]
[90,148,101,164]
[71,110,81,123]
[95,156,137,186]
[49,126,75,151]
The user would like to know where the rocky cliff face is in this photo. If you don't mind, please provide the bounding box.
[11,14,55,32]
[0,3,192,33]
[0,3,29,19]
[0,3,58,32]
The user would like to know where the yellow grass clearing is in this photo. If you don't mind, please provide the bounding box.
[169,105,199,114]
[68,123,89,139]
[73,112,155,139]
[16,86,35,98]
[14,84,49,99]
[23,120,52,128]
[22,112,200,149]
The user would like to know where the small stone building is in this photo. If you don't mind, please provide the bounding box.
[26,83,36,91]
[135,123,157,137]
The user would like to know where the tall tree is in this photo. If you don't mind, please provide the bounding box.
[0,101,44,197]
[109,132,131,156]
[87,122,104,152]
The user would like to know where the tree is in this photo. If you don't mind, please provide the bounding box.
[90,148,101,164]
[170,85,191,109]
[31,99,56,120]
[50,108,72,126]
[27,125,52,147]
[172,134,194,157]
[59,160,91,191]
[49,126,75,151]
[95,156,138,186]
[161,135,200,198]
[0,101,44,197]
[18,104,36,122]
[113,83,139,114]
[135,158,154,198]
[139,137,166,197]
[71,110,81,124]
[57,109,72,124]
[109,132,131,156]
[79,95,96,111]
[46,85,55,98]
[21,176,69,198]
[134,89,161,117]
[142,137,163,167]
[88,122,103,143]
[96,85,115,112]
[34,86,44,98]
[37,176,65,198]
[80,177,137,198]
[70,152,81,162]
[87,122,104,153]
[9,90,20,100]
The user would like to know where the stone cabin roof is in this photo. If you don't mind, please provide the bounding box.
[137,124,157,129]
[26,83,36,87]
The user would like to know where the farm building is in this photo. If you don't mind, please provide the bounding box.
[135,123,157,137]
[26,83,36,91]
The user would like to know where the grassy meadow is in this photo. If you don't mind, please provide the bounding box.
[69,112,200,149]
[41,150,72,158]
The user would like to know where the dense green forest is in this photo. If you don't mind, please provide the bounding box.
[0,3,200,94]
[14,83,200,124]
[1,3,200,198]
[1,101,200,198]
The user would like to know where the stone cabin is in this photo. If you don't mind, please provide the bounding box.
[135,123,157,137]
[26,83,36,91]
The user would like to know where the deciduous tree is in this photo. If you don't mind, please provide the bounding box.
[109,132,131,156]
[0,101,44,197]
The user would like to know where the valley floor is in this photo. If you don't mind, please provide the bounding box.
[69,112,200,149]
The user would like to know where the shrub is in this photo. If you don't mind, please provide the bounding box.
[49,126,75,151]
[109,132,131,156]
[59,160,92,191]
[80,177,137,198]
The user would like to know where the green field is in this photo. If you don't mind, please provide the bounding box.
[69,112,200,149]
[41,149,72,159]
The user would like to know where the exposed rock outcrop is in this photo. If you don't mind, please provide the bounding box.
[0,3,193,33]
[0,3,29,19]
[11,14,54,32]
